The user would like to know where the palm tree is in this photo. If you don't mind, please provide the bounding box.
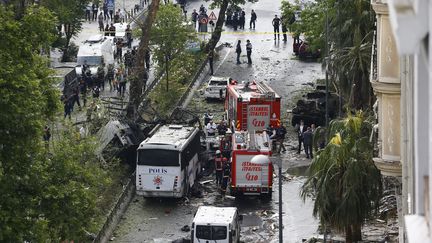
[325,0,375,110]
[302,111,382,243]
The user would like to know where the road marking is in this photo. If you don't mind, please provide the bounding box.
[215,43,233,73]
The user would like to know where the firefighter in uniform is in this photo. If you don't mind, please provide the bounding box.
[221,157,230,193]
[215,150,223,185]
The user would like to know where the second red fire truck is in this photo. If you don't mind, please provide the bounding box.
[224,80,281,132]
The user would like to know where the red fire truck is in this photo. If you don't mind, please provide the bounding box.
[225,80,281,132]
[229,130,273,198]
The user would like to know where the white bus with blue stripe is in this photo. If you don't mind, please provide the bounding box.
[136,124,201,198]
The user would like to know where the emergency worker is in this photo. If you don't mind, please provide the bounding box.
[221,158,231,193]
[215,150,223,185]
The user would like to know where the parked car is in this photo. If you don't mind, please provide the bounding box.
[204,76,230,100]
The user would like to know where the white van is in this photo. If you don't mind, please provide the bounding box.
[191,206,241,243]
[75,34,115,77]
[204,76,230,100]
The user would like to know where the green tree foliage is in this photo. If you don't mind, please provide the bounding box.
[39,129,110,241]
[0,6,109,241]
[40,0,87,61]
[150,3,196,91]
[301,111,382,243]
[281,0,375,110]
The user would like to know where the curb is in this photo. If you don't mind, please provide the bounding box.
[93,172,136,243]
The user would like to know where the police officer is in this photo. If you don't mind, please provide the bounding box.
[272,14,281,40]
[246,40,252,64]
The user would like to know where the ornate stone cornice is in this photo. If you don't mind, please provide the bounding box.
[373,157,402,177]
[371,0,388,15]
[371,80,401,94]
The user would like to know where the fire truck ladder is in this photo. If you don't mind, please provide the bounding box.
[241,105,248,130]
[256,81,276,101]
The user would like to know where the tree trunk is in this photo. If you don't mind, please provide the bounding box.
[165,54,169,91]
[345,225,353,243]
[352,224,362,241]
[205,0,229,52]
[126,0,160,119]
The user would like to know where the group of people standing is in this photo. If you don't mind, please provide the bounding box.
[295,120,317,159]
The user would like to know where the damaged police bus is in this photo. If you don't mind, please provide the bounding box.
[136,124,201,198]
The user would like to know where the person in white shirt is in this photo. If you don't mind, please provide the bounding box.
[206,120,217,136]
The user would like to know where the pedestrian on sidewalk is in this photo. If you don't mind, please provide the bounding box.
[208,49,214,75]
[191,9,198,30]
[97,65,105,90]
[61,94,72,120]
[250,9,257,29]
[281,16,288,42]
[92,3,99,21]
[246,40,252,64]
[126,24,132,48]
[98,12,104,32]
[272,14,281,40]
[114,10,120,23]
[145,49,151,69]
[235,40,242,64]
[116,39,123,61]
[85,3,92,22]
[79,79,87,107]
[109,8,114,20]
[109,23,116,36]
[104,23,110,36]
[71,87,82,111]
[233,11,239,31]
[239,9,245,29]
[303,127,313,158]
[103,2,109,20]
[107,64,115,91]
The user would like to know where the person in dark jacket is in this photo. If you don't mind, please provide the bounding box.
[303,127,313,159]
[221,159,231,193]
[250,9,257,29]
[276,123,287,153]
[235,40,242,64]
[272,14,281,40]
[239,9,245,29]
[208,49,214,75]
[246,40,252,64]
[295,120,307,154]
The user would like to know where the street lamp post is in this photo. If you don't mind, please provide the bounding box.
[251,155,283,243]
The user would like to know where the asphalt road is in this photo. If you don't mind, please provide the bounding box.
[111,1,323,242]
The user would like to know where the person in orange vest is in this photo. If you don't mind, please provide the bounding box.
[215,150,223,185]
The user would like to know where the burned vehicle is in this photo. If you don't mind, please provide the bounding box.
[293,36,321,59]
[291,85,341,127]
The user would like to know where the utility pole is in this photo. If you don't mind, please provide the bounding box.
[325,2,329,128]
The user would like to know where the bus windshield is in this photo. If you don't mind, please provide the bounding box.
[137,149,179,166]
[196,225,227,240]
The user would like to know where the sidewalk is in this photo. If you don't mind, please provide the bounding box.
[52,0,155,126]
